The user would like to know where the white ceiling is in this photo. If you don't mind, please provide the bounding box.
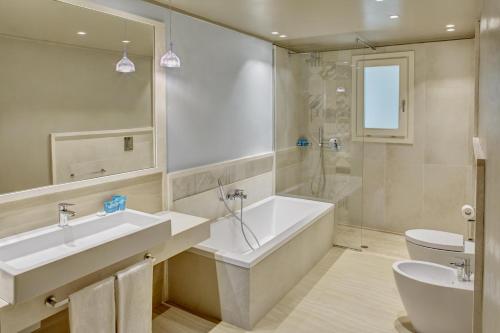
[155,0,481,51]
[0,0,154,56]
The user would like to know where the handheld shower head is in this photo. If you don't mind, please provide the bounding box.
[217,178,226,202]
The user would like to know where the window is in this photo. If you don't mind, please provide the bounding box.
[351,51,414,144]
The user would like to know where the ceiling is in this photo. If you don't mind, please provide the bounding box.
[0,0,154,56]
[154,0,481,52]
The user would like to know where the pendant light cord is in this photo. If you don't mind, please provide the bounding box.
[123,20,128,54]
[169,0,173,50]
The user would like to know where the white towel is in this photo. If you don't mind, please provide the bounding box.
[69,276,116,333]
[115,260,153,333]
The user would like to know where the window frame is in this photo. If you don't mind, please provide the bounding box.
[351,51,415,144]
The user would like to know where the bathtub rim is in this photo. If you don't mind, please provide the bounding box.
[193,195,334,269]
[392,260,474,291]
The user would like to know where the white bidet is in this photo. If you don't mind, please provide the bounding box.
[393,260,473,333]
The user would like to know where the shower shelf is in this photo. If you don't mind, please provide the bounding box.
[296,144,311,150]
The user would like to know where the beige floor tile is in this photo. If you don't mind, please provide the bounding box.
[154,231,413,333]
[153,305,218,333]
[360,228,410,259]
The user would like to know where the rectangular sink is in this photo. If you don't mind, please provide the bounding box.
[0,209,171,304]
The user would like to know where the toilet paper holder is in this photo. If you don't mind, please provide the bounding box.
[45,253,155,308]
[461,205,476,241]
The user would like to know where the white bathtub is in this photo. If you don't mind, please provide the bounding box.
[196,195,334,268]
[168,195,335,329]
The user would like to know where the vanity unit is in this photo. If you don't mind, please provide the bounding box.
[0,205,211,332]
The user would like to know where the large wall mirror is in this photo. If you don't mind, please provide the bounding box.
[0,0,164,197]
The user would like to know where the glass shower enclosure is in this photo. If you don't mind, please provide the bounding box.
[274,46,365,250]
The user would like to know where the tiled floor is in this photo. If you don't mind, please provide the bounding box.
[334,224,411,259]
[153,230,415,333]
[361,228,410,259]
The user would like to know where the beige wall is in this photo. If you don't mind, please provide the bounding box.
[356,39,475,234]
[275,39,475,235]
[0,35,153,194]
[478,0,500,330]
[274,47,308,194]
[0,173,162,239]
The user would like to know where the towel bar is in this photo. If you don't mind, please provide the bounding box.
[45,252,155,308]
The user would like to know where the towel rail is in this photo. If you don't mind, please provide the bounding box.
[45,252,155,308]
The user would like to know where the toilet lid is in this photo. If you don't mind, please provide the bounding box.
[405,229,464,252]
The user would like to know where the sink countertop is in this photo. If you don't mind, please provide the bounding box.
[155,211,211,236]
[0,211,211,315]
[0,209,171,305]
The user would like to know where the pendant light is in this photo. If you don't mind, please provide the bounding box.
[116,22,135,73]
[160,0,181,68]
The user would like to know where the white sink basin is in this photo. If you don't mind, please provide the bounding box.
[0,209,171,304]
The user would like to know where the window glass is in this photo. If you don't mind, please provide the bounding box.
[364,65,400,129]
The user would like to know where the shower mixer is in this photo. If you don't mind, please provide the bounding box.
[317,127,343,151]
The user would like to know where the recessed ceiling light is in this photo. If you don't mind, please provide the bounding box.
[122,40,131,44]
[389,15,399,19]
[76,31,87,35]
[446,28,456,32]
[376,0,384,2]
[279,34,288,38]
[271,31,279,35]
[446,24,456,28]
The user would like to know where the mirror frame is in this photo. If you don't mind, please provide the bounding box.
[0,0,167,205]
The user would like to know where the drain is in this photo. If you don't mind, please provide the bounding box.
[361,245,369,249]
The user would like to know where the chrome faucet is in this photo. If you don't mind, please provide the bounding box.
[329,137,343,151]
[58,203,76,228]
[225,189,247,201]
[450,258,472,282]
[317,127,343,151]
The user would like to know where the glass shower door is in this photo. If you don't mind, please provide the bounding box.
[274,47,364,250]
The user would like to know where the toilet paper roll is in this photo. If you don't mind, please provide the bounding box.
[461,204,476,220]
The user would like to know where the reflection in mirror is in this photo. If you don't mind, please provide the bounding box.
[0,0,155,195]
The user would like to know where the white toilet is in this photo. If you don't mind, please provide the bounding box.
[405,229,475,270]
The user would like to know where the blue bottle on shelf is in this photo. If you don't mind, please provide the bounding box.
[297,136,309,147]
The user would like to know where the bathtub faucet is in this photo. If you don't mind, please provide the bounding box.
[226,189,247,201]
[450,258,472,282]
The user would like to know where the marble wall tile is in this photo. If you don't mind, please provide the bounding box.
[171,155,273,201]
[276,148,303,169]
[275,47,307,150]
[422,164,469,234]
[172,172,273,220]
[424,40,475,166]
[362,144,386,230]
[171,174,197,202]
[275,164,302,193]
[384,162,424,234]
